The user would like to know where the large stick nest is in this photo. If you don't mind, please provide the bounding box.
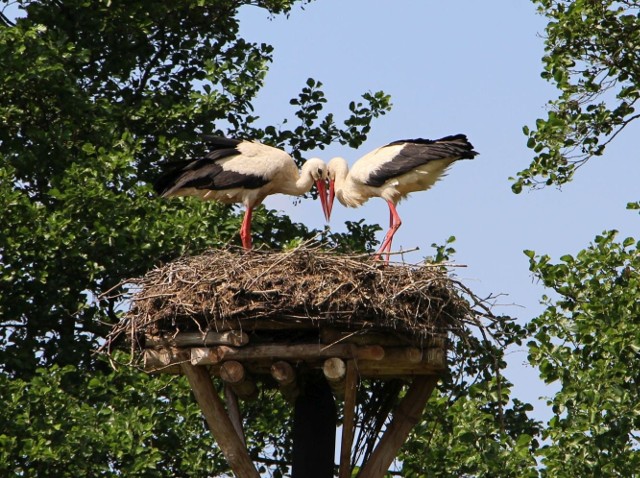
[105,245,483,352]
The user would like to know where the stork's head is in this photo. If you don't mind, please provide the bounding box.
[305,157,330,222]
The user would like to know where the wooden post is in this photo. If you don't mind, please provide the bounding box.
[180,364,260,478]
[339,360,358,478]
[358,376,439,478]
[219,360,258,400]
[323,357,347,400]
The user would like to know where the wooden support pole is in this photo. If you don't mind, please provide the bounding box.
[323,357,347,400]
[358,376,439,478]
[180,364,259,478]
[270,361,299,402]
[219,361,258,401]
[224,384,246,446]
[339,360,358,478]
[191,343,384,365]
[292,376,336,478]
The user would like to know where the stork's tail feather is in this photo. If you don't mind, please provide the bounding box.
[153,167,184,196]
[434,134,479,160]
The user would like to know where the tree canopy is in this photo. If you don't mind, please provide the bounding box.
[515,0,640,191]
[516,0,640,475]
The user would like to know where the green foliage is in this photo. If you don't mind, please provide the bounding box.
[526,227,640,476]
[426,235,457,263]
[515,1,640,476]
[399,327,540,476]
[319,219,382,253]
[0,360,230,477]
[514,0,640,192]
[401,383,540,477]
[248,77,391,168]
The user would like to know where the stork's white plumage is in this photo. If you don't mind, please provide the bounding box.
[154,136,329,250]
[326,134,478,260]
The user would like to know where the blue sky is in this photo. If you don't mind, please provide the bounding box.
[238,0,640,421]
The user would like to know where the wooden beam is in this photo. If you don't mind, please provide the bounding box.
[190,343,384,365]
[320,328,447,348]
[145,330,249,348]
[356,347,446,377]
[383,347,423,364]
[180,364,259,478]
[425,347,446,368]
[219,360,259,401]
[339,360,358,478]
[323,357,347,400]
[320,327,411,347]
[144,344,444,378]
[270,361,299,402]
[143,348,188,373]
[358,376,439,478]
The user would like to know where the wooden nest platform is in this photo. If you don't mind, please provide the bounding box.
[106,245,474,380]
[104,245,489,478]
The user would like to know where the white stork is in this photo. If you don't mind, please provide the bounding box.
[154,136,329,250]
[326,134,478,260]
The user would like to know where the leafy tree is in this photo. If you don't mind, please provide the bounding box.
[401,381,540,478]
[526,228,640,476]
[514,0,640,191]
[515,1,640,476]
[0,363,230,477]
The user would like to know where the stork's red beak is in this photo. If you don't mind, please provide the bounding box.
[316,179,330,222]
[327,179,335,221]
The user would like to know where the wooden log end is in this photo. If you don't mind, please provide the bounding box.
[323,357,347,382]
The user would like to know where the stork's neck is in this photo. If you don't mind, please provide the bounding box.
[328,157,349,190]
[282,158,325,195]
[327,156,358,206]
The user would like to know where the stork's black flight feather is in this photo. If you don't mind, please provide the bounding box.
[153,136,268,196]
[365,134,478,187]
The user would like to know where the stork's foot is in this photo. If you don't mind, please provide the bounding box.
[372,246,392,265]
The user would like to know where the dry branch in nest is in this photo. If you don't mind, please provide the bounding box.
[103,244,484,358]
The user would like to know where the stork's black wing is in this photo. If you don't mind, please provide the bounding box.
[153,136,268,196]
[365,134,478,187]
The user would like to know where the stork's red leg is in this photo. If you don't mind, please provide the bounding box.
[240,207,253,250]
[374,201,402,263]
